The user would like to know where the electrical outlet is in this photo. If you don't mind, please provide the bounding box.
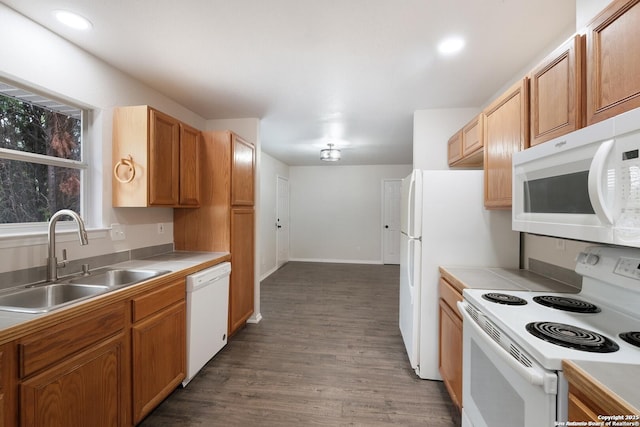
[555,239,566,251]
[110,224,126,241]
[157,223,165,234]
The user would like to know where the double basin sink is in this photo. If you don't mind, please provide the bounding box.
[0,268,170,314]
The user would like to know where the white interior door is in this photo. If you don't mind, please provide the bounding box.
[276,176,290,268]
[383,179,402,264]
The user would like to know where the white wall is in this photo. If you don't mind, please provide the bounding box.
[413,108,480,170]
[0,4,207,273]
[289,164,412,264]
[576,0,612,29]
[259,152,290,279]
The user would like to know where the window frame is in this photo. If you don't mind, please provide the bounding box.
[0,82,91,234]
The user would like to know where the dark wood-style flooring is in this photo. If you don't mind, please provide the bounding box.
[140,262,458,426]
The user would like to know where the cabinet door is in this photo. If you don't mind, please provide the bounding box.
[586,0,640,124]
[483,78,529,209]
[530,35,584,146]
[132,302,186,424]
[21,335,125,427]
[462,115,483,157]
[447,130,463,166]
[568,391,601,423]
[179,123,200,206]
[149,109,180,206]
[439,300,462,411]
[229,208,255,335]
[231,136,255,206]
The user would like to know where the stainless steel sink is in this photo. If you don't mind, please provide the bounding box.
[0,284,110,314]
[0,268,170,314]
[68,268,170,287]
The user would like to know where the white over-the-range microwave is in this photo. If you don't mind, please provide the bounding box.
[512,106,640,247]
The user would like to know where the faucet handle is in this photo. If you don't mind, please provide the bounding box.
[81,264,90,275]
[57,249,68,268]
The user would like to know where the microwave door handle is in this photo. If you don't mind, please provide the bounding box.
[457,301,557,395]
[588,139,615,224]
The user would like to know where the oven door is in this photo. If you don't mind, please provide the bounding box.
[458,302,558,427]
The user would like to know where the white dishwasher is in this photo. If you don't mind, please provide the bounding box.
[182,262,231,387]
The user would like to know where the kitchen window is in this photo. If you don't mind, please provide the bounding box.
[0,81,88,230]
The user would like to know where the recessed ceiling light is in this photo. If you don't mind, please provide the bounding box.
[437,37,465,55]
[53,10,93,30]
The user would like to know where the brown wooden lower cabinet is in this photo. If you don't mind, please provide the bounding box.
[131,280,186,424]
[438,278,463,411]
[229,208,255,336]
[568,389,601,422]
[3,275,191,426]
[21,334,126,427]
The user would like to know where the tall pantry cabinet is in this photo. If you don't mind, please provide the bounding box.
[174,131,255,337]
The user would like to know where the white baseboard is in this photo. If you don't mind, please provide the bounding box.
[288,257,383,265]
[259,265,279,282]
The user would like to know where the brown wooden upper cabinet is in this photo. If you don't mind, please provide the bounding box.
[529,35,585,147]
[483,78,529,209]
[112,105,200,207]
[586,0,640,124]
[231,135,256,206]
[448,114,484,167]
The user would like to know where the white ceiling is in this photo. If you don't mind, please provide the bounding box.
[2,0,576,166]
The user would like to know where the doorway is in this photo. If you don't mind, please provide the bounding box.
[276,176,290,269]
[382,179,402,264]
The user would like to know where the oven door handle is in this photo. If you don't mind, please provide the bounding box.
[457,301,557,395]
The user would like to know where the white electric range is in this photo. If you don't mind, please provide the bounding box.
[458,245,640,427]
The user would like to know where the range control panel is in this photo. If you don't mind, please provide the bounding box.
[614,257,640,280]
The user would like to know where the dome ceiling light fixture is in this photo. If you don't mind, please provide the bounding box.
[320,143,341,162]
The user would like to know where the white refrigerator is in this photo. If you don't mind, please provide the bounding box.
[399,169,520,380]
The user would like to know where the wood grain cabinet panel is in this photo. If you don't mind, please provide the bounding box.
[179,123,201,206]
[586,0,640,124]
[231,135,256,206]
[447,130,463,166]
[483,78,529,209]
[530,35,585,146]
[438,278,463,412]
[20,335,125,427]
[112,105,200,207]
[132,301,186,424]
[148,109,180,206]
[229,208,255,335]
[448,115,483,168]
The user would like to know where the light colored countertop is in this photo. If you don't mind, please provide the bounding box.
[564,359,640,416]
[439,266,579,294]
[0,251,229,337]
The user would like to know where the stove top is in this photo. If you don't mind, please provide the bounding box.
[525,321,619,353]
[462,246,640,371]
[482,292,528,305]
[532,295,600,313]
[620,331,640,348]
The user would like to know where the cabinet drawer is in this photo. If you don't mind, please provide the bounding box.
[439,278,463,317]
[132,279,185,323]
[19,302,125,378]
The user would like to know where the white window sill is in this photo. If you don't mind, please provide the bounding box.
[0,227,109,249]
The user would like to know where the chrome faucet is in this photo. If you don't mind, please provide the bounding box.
[46,209,89,282]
